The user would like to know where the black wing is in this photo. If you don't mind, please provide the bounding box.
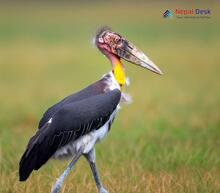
[19,89,121,181]
[38,78,107,129]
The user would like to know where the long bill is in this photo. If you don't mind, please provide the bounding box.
[116,39,163,75]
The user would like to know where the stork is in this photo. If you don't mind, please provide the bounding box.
[19,27,162,193]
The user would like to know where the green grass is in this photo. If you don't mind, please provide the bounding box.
[0,1,220,193]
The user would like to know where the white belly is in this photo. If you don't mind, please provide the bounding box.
[53,109,117,159]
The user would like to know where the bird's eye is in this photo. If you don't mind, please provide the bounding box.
[99,37,104,43]
[115,37,120,42]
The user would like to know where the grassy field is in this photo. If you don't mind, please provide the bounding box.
[0,1,220,193]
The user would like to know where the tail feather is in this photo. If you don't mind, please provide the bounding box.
[19,144,38,181]
[19,123,49,181]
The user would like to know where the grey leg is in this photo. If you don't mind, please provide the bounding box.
[84,148,109,193]
[51,151,82,193]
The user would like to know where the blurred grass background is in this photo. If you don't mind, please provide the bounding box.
[0,1,220,193]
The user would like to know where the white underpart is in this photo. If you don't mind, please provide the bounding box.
[103,71,121,92]
[53,109,117,158]
[103,71,132,104]
[53,71,132,159]
[126,77,130,86]
[121,93,132,104]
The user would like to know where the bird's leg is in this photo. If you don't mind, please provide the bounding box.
[84,148,109,193]
[51,151,82,193]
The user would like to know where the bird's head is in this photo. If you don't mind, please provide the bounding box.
[95,26,162,75]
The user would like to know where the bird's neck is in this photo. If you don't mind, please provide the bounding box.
[112,60,126,87]
[101,49,126,87]
[107,54,126,87]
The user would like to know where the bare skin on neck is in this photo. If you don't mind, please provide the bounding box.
[104,50,126,87]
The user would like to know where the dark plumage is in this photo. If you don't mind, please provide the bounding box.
[19,88,121,181]
[19,27,162,193]
[38,77,107,129]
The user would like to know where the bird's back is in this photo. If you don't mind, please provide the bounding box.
[19,87,121,181]
[38,77,107,129]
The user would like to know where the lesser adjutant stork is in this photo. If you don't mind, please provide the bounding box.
[19,27,162,193]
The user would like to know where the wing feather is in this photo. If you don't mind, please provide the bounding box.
[38,79,106,129]
[19,89,121,181]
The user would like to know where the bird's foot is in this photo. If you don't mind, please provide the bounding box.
[99,186,109,193]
